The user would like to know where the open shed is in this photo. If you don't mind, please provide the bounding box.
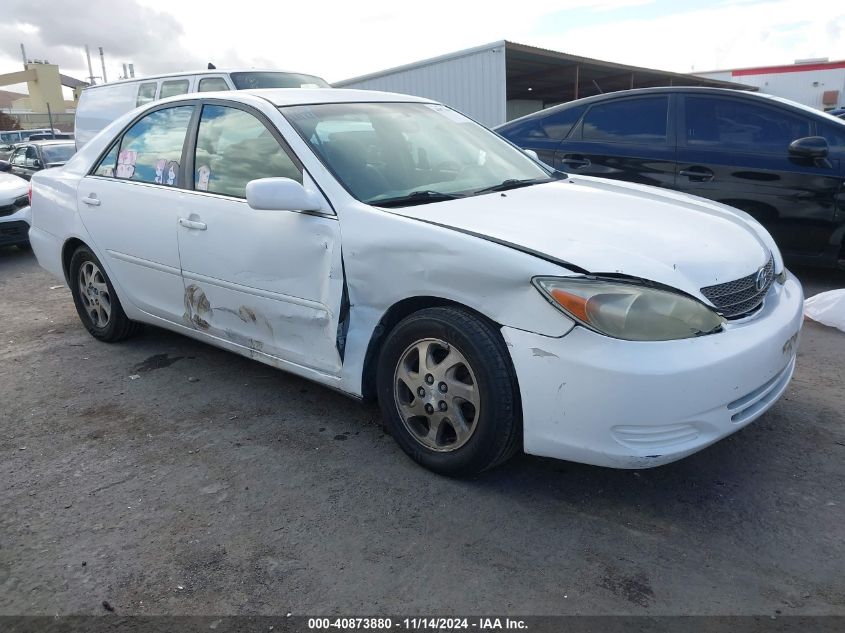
[335,40,755,128]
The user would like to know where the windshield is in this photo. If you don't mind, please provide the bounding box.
[282,102,552,205]
[41,143,75,164]
[230,71,330,89]
[1,131,22,143]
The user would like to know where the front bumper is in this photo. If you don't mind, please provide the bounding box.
[0,205,31,246]
[503,271,804,468]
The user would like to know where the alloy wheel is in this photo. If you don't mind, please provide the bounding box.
[77,261,112,328]
[393,337,481,452]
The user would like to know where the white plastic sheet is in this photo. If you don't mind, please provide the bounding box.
[803,289,845,333]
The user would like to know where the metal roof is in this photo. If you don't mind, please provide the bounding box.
[334,40,756,98]
[503,41,755,101]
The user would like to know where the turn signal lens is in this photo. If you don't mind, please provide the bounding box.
[534,277,725,341]
[27,183,32,206]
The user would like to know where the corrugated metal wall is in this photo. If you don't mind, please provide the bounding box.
[334,43,507,128]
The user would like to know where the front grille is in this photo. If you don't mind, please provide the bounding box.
[700,256,775,318]
[0,194,28,218]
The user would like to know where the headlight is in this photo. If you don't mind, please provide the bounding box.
[533,276,724,341]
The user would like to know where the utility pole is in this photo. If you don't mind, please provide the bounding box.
[84,45,95,84]
[46,102,55,138]
[99,47,108,83]
[128,63,135,78]
[20,43,27,67]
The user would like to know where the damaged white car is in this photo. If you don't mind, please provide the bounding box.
[29,89,804,475]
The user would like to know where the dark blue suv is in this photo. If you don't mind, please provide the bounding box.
[496,87,845,268]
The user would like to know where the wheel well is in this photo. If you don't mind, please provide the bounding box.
[61,237,86,283]
[359,296,501,401]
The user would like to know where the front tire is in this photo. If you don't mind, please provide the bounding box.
[376,306,521,476]
[69,245,141,342]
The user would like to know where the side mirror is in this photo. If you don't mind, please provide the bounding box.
[32,159,42,169]
[0,160,10,172]
[789,136,829,160]
[245,177,324,212]
[523,149,540,162]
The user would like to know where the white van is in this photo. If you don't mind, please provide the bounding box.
[73,69,330,148]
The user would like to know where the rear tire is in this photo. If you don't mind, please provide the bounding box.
[376,306,521,476]
[69,245,142,342]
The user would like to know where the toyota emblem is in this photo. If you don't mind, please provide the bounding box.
[755,267,767,292]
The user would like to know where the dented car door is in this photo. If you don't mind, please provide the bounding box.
[176,103,344,375]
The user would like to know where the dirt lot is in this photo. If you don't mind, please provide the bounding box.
[1,246,844,616]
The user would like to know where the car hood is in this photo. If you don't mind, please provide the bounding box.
[386,176,777,298]
[0,172,28,201]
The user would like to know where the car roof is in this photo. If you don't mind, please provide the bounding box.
[26,139,76,146]
[156,88,437,107]
[497,86,827,127]
[244,88,436,106]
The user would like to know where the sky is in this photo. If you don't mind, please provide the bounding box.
[0,0,842,95]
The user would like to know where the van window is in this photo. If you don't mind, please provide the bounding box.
[160,80,190,99]
[116,105,194,185]
[136,83,158,107]
[685,96,811,153]
[198,77,229,92]
[582,97,668,144]
[194,104,301,198]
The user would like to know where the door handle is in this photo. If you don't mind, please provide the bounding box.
[82,194,101,206]
[178,217,207,230]
[679,167,715,182]
[561,156,591,168]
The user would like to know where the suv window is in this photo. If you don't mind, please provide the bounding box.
[582,97,668,144]
[685,96,811,152]
[194,105,301,198]
[136,82,158,107]
[114,106,194,185]
[24,146,39,167]
[198,77,229,92]
[11,147,27,165]
[541,105,587,140]
[159,80,190,99]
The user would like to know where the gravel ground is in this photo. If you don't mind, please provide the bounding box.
[1,246,843,616]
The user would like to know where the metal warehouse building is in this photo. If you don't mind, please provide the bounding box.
[696,59,845,112]
[334,40,753,128]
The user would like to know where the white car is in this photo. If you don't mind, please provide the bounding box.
[28,89,804,475]
[0,171,31,248]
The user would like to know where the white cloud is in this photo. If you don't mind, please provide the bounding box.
[0,0,842,92]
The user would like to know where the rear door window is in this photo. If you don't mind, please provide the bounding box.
[581,97,669,144]
[114,105,194,186]
[136,82,158,107]
[159,80,191,99]
[198,77,230,92]
[684,96,811,153]
[193,104,301,198]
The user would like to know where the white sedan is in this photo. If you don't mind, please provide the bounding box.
[29,89,803,475]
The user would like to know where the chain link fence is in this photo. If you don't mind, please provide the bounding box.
[0,111,75,132]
